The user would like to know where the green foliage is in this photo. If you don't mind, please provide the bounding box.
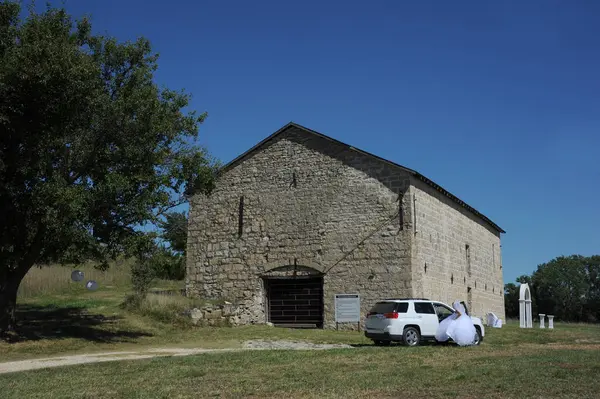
[503,283,519,319]
[0,2,216,331]
[149,246,185,280]
[516,275,532,285]
[505,255,600,322]
[130,259,155,297]
[150,211,188,281]
[532,255,599,322]
[159,211,188,254]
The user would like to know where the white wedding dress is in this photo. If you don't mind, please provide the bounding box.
[435,301,477,346]
[435,312,456,342]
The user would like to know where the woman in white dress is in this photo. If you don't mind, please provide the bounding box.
[435,305,457,342]
[435,301,477,346]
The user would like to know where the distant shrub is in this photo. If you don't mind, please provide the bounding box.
[122,292,208,326]
[130,259,155,297]
[149,248,185,281]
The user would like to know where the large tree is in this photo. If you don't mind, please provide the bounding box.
[0,2,215,334]
[531,255,594,322]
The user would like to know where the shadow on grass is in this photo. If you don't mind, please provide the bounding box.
[350,341,441,348]
[4,304,152,343]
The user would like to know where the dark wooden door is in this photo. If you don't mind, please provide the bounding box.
[266,277,323,328]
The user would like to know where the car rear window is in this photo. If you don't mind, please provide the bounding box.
[414,302,436,314]
[369,302,408,314]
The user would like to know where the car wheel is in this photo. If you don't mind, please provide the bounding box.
[473,328,483,346]
[403,327,421,347]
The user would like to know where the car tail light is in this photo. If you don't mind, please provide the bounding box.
[384,312,398,319]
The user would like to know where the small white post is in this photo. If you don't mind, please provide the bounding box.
[539,314,546,329]
[548,315,554,329]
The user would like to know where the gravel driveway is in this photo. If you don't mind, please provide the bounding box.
[0,340,353,374]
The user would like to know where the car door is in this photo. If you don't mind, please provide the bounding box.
[413,302,439,336]
[433,303,454,323]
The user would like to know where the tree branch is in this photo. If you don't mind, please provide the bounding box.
[155,199,187,218]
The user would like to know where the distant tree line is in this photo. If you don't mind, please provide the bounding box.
[504,255,600,323]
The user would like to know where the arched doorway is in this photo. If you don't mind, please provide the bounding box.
[519,283,533,328]
[262,265,324,328]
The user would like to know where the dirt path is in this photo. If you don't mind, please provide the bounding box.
[0,340,353,374]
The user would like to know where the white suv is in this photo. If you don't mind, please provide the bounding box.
[364,298,485,346]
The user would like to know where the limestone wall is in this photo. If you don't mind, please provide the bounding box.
[186,127,414,327]
[409,178,505,320]
[188,302,238,327]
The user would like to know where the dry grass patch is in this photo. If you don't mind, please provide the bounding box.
[18,261,133,299]
[121,291,225,326]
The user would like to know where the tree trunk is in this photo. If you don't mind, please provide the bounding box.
[0,266,31,336]
[0,275,20,335]
[1,227,45,336]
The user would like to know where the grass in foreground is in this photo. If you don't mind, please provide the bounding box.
[3,265,600,397]
[1,325,600,398]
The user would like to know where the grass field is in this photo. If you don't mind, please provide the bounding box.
[1,323,599,398]
[1,265,600,398]
[1,264,369,361]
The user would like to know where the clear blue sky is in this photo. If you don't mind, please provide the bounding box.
[32,1,600,284]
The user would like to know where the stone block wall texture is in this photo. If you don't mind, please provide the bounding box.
[409,178,506,320]
[187,125,506,327]
[187,127,413,328]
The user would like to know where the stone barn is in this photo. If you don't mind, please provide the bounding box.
[186,122,506,328]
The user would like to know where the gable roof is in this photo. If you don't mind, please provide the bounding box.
[220,122,505,234]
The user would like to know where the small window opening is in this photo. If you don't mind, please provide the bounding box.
[466,244,471,277]
[238,195,244,237]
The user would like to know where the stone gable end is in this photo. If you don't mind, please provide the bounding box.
[187,126,414,327]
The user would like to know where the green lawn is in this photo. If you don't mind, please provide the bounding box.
[2,266,600,397]
[1,324,600,398]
